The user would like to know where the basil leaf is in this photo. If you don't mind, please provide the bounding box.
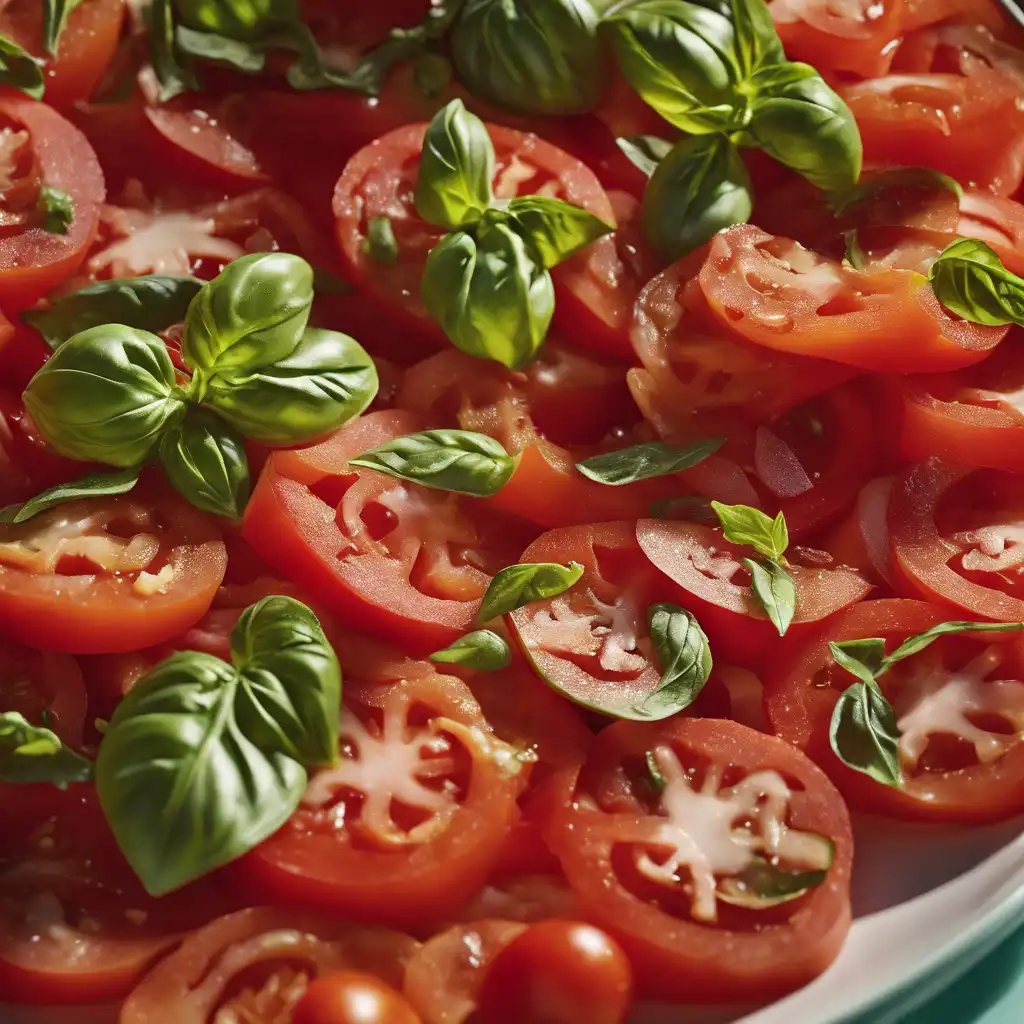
[37,185,74,235]
[422,223,554,370]
[148,0,199,101]
[364,215,399,264]
[478,561,584,622]
[415,99,496,231]
[642,133,753,261]
[646,750,667,791]
[826,167,963,217]
[0,712,93,788]
[23,275,203,351]
[577,437,723,486]
[206,327,378,446]
[0,468,141,525]
[183,252,314,376]
[504,196,613,270]
[829,638,887,686]
[430,629,512,671]
[648,494,717,524]
[711,502,788,561]
[616,134,675,178]
[350,428,517,497]
[158,408,251,520]
[0,35,44,100]
[717,852,831,909]
[43,0,85,56]
[451,0,604,116]
[174,24,267,74]
[24,325,186,468]
[175,0,301,38]
[636,602,713,718]
[745,556,796,637]
[885,620,1023,668]
[729,0,784,79]
[928,239,1024,327]
[829,680,902,788]
[843,229,865,270]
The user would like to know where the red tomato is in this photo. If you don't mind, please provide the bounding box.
[823,476,899,589]
[243,409,534,652]
[637,519,872,670]
[957,190,1024,276]
[698,224,1007,372]
[233,674,520,927]
[0,93,105,308]
[0,483,227,654]
[765,598,1024,821]
[120,907,419,1024]
[293,971,423,1024]
[0,322,48,394]
[541,717,853,1002]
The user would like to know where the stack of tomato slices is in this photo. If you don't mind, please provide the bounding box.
[2,2,1024,1023]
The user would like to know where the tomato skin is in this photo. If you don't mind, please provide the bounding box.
[293,971,423,1024]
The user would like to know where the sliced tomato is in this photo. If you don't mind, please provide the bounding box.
[823,475,899,589]
[0,480,227,654]
[120,906,419,1024]
[765,598,1024,821]
[637,519,872,670]
[0,322,48,394]
[232,674,520,927]
[957,190,1024,277]
[541,717,853,1002]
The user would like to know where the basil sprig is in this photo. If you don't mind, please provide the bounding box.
[417,100,612,369]
[576,437,723,486]
[430,629,512,671]
[928,239,1024,327]
[828,621,1023,788]
[478,561,584,622]
[711,502,796,636]
[96,595,341,896]
[0,712,93,788]
[0,35,44,99]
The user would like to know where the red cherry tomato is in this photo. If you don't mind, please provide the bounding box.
[293,971,423,1024]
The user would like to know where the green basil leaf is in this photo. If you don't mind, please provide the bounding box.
[478,560,584,623]
[928,239,1024,327]
[616,134,675,178]
[729,0,784,79]
[37,185,74,235]
[711,501,788,561]
[0,711,93,788]
[43,0,85,56]
[0,467,141,525]
[635,602,713,718]
[158,408,251,520]
[415,99,496,231]
[826,167,963,217]
[350,428,517,496]
[717,852,831,909]
[0,35,44,100]
[183,252,314,376]
[503,196,613,270]
[829,680,902,788]
[645,749,667,791]
[148,0,199,101]
[451,0,604,115]
[430,629,512,671]
[829,638,887,686]
[363,215,399,264]
[174,24,267,74]
[884,620,1024,668]
[577,436,723,486]
[24,325,186,468]
[745,556,796,637]
[23,275,203,351]
[648,494,717,524]
[843,228,865,270]
[206,327,378,446]
[422,223,555,370]
[174,0,300,38]
[642,133,753,261]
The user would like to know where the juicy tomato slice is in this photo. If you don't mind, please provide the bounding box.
[243,409,535,653]
[957,190,1024,277]
[541,717,853,1003]
[636,519,872,670]
[120,906,419,1024]
[765,598,1024,821]
[890,458,1024,620]
[698,224,1007,372]
[0,482,227,654]
[233,674,520,927]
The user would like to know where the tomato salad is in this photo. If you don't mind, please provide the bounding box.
[2,1,1024,1022]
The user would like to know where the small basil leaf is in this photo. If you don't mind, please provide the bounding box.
[928,239,1024,327]
[717,852,831,909]
[843,229,865,270]
[478,561,584,623]
[415,99,496,231]
[577,437,723,486]
[616,134,675,178]
[829,638,887,686]
[38,185,73,235]
[364,215,399,264]
[642,134,753,261]
[158,409,251,520]
[430,629,512,671]
[636,602,713,718]
[826,167,963,217]
[148,0,199,101]
[504,196,613,270]
[174,24,267,74]
[23,275,203,351]
[646,750,667,791]
[884,621,1023,669]
[0,35,44,100]
[829,680,902,788]
[174,0,301,38]
[422,223,555,370]
[648,494,717,524]
[43,0,85,56]
[0,468,141,525]
[24,325,185,468]
[350,428,517,497]
[729,0,785,79]
[711,501,788,561]
[0,712,93,788]
[745,556,796,637]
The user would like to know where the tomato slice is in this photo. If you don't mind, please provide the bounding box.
[541,717,853,1002]
[120,906,419,1024]
[957,190,1024,277]
[765,597,1024,821]
[0,481,227,654]
[232,673,520,927]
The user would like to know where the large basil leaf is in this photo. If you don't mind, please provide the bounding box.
[829,680,902,788]
[928,239,1024,327]
[745,556,796,637]
[415,99,496,231]
[0,35,44,99]
[43,0,84,55]
[729,0,784,80]
[350,429,517,496]
[642,134,753,261]
[478,561,584,622]
[206,327,378,446]
[451,0,604,115]
[711,501,788,561]
[0,712,93,787]
[24,325,186,468]
[174,24,267,74]
[0,468,141,525]
[635,602,713,719]
[23,275,203,351]
[430,629,512,671]
[576,437,723,486]
[504,196,613,269]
